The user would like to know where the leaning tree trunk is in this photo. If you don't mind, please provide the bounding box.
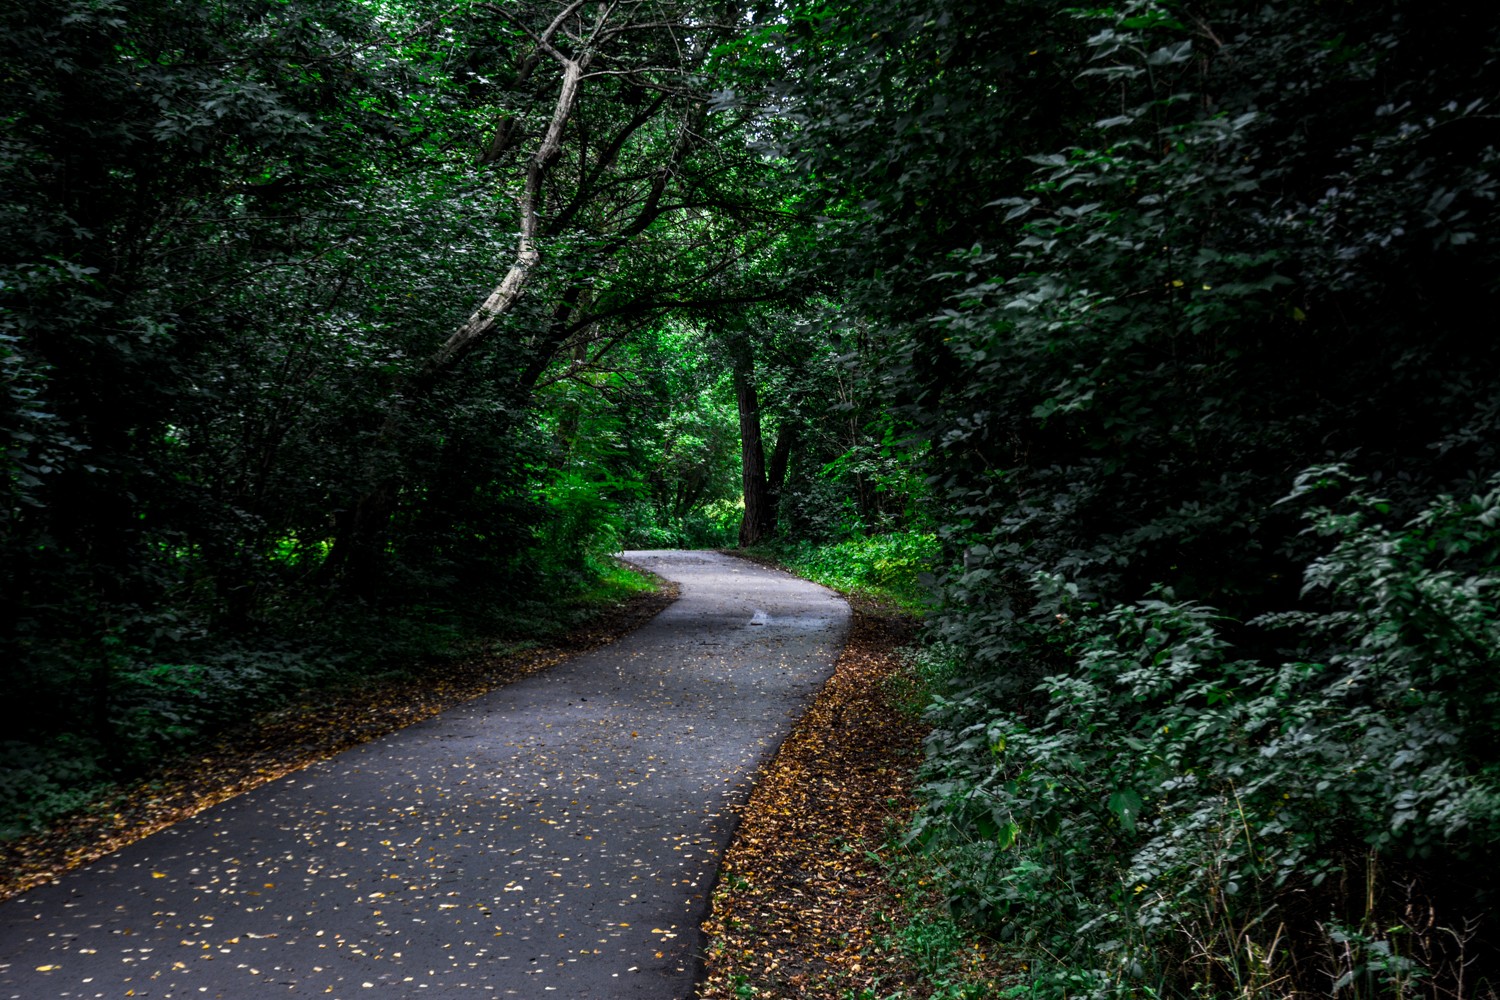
[325,7,590,587]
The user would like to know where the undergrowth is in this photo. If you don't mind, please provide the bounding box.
[867,839,1016,1000]
[0,555,659,841]
[908,470,1500,998]
[745,530,938,612]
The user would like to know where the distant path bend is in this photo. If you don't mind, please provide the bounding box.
[0,549,848,999]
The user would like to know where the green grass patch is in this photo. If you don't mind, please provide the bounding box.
[862,828,1016,1000]
[574,556,660,603]
[745,531,938,612]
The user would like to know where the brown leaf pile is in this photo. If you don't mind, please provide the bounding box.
[0,580,678,904]
[698,604,968,999]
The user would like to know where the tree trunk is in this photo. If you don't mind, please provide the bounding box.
[424,52,586,376]
[766,417,797,525]
[733,340,774,547]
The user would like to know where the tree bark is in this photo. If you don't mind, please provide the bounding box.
[514,98,712,391]
[425,53,586,376]
[766,417,796,523]
[733,339,774,547]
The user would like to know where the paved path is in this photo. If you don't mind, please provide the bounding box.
[0,550,848,999]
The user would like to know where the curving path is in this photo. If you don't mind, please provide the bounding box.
[0,550,848,999]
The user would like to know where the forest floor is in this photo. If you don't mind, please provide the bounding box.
[0,577,678,905]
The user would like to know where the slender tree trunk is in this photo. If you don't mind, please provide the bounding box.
[733,340,774,547]
[766,418,797,525]
[425,54,585,375]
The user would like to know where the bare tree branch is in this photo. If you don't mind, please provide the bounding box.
[480,0,588,63]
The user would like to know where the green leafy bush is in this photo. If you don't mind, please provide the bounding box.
[619,497,741,549]
[0,737,108,840]
[778,0,1500,990]
[912,473,1500,996]
[535,469,624,576]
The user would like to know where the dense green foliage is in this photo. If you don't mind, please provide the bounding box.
[917,476,1500,993]
[773,0,1500,994]
[749,530,938,610]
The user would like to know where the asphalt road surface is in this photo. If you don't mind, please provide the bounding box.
[0,550,849,999]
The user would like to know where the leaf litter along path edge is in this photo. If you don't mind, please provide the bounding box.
[0,573,682,909]
[695,566,1017,1000]
[0,549,849,999]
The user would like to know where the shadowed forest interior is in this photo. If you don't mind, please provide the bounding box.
[3,1,1500,995]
